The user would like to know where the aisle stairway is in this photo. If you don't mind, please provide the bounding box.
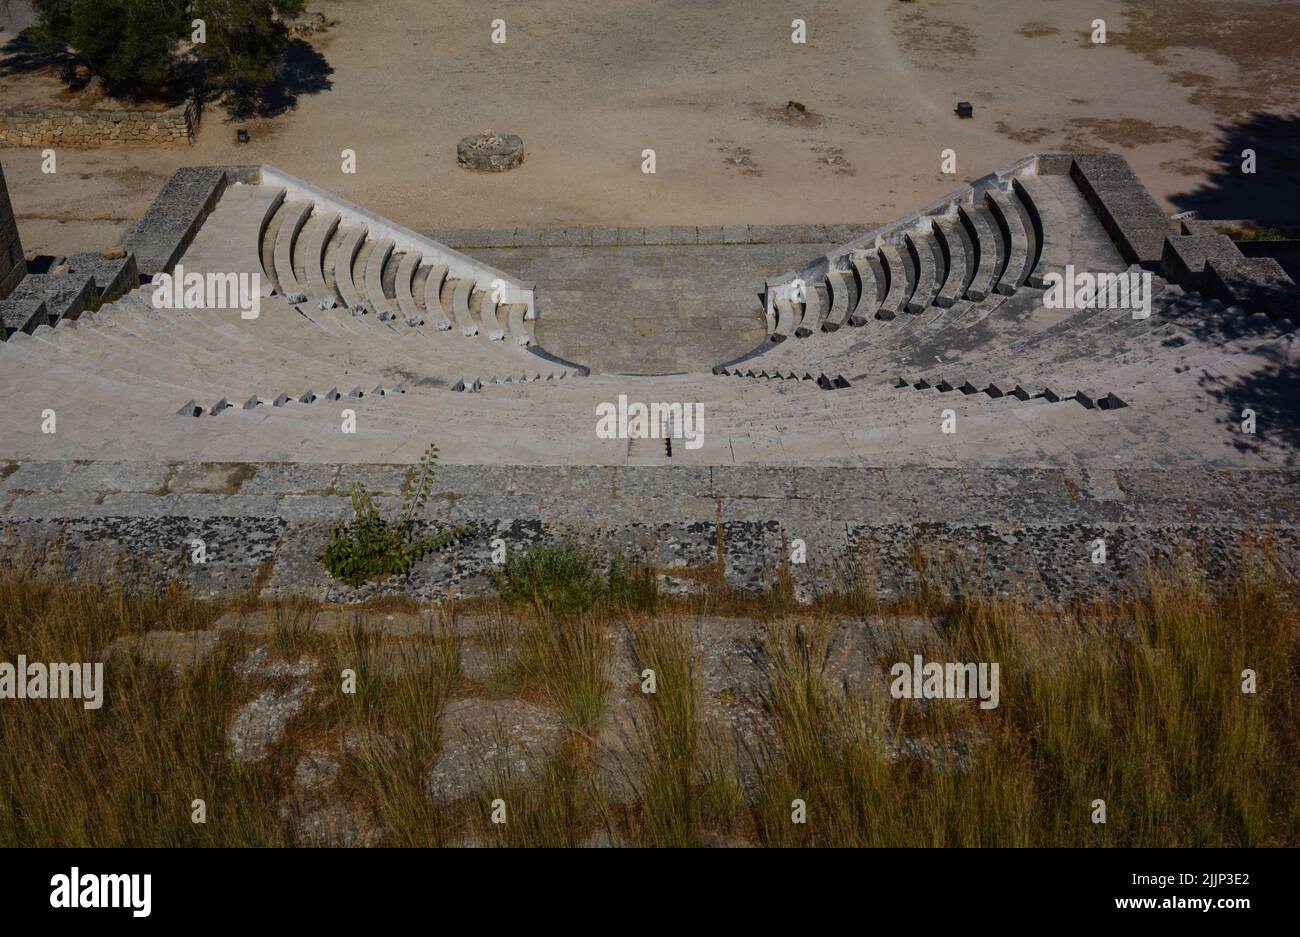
[0,155,1295,471]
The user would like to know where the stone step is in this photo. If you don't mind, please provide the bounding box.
[333,225,369,314]
[422,264,451,329]
[271,199,313,301]
[905,229,945,313]
[986,188,1033,294]
[931,215,972,307]
[395,250,424,325]
[878,243,916,317]
[362,236,397,320]
[848,249,886,325]
[959,202,1004,301]
[822,268,851,331]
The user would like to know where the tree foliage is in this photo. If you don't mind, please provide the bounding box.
[30,0,186,96]
[28,0,306,107]
[190,0,305,113]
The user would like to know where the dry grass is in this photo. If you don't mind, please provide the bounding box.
[747,564,1299,846]
[0,571,276,846]
[0,550,1295,847]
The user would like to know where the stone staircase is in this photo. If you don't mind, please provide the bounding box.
[0,155,1295,475]
[715,155,1119,386]
[246,169,587,391]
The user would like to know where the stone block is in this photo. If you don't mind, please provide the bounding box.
[1069,154,1171,266]
[122,166,229,277]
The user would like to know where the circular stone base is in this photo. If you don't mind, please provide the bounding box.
[457,131,525,172]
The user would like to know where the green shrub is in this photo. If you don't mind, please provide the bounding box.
[30,0,305,106]
[31,0,186,96]
[492,543,658,616]
[319,444,470,588]
[607,550,658,613]
[191,0,306,115]
[1216,225,1288,242]
[492,542,604,617]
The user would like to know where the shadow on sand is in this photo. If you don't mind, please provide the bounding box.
[1169,113,1300,226]
[225,39,334,119]
[1,29,332,116]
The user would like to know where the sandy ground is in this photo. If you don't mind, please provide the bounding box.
[2,0,1298,257]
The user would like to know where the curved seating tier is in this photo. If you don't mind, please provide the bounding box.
[716,159,1132,386]
[3,257,1292,470]
[2,157,1294,471]
[246,180,565,390]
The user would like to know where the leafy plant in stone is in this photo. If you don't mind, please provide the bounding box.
[492,543,658,617]
[319,444,470,588]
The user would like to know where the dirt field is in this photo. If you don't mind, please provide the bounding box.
[3,0,1297,256]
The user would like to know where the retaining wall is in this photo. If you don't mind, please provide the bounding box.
[1,462,1295,604]
[0,103,195,148]
[0,159,24,298]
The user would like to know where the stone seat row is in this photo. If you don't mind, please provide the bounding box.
[176,183,584,391]
[751,178,1042,348]
[0,316,1273,470]
[262,194,536,347]
[711,180,1050,388]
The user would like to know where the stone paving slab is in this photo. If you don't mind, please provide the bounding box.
[455,237,853,374]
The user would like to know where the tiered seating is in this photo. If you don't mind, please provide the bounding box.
[0,155,1295,472]
[716,160,1121,387]
[252,168,575,390]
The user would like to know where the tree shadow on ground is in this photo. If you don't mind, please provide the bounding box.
[4,30,332,114]
[0,31,84,87]
[2,30,193,104]
[1169,113,1300,226]
[1200,343,1300,460]
[224,39,333,119]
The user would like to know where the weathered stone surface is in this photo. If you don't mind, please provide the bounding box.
[0,462,1296,604]
[456,640,496,685]
[1069,154,1172,266]
[0,294,45,336]
[282,800,381,847]
[657,573,710,597]
[227,682,313,763]
[236,646,317,680]
[456,131,525,173]
[474,238,826,373]
[0,104,194,149]
[225,647,318,763]
[105,629,220,672]
[60,251,139,303]
[122,166,229,277]
[427,697,564,802]
[0,160,23,302]
[293,750,342,792]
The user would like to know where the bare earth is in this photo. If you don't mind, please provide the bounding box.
[3,0,1298,256]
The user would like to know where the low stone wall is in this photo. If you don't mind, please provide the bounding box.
[0,103,194,148]
[425,221,876,250]
[1,461,1295,604]
[1070,154,1172,267]
[0,159,24,298]
[122,166,252,277]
